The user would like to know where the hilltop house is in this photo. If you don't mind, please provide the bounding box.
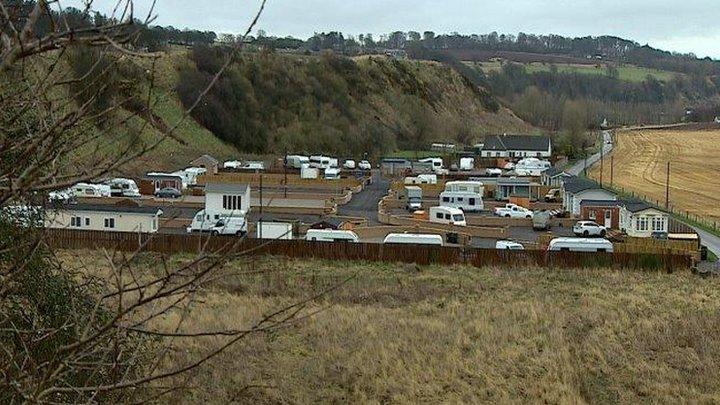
[205,182,251,216]
[479,134,552,158]
[562,177,617,216]
[45,202,163,233]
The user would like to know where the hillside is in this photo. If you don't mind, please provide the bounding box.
[68,253,720,403]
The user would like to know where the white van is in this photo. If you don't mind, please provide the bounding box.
[439,191,484,212]
[305,229,359,243]
[211,217,248,236]
[383,233,443,246]
[324,168,341,180]
[429,206,467,227]
[547,238,614,253]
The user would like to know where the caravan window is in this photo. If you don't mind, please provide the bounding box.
[445,214,451,220]
[436,213,444,219]
[469,198,476,205]
[442,197,450,203]
[453,214,464,222]
[457,197,464,202]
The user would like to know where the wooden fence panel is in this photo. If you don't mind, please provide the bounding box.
[43,229,691,271]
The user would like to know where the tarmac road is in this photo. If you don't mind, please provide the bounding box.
[337,170,390,225]
[567,130,614,176]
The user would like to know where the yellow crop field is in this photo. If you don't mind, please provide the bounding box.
[591,129,720,222]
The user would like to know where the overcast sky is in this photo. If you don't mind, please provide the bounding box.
[72,0,720,58]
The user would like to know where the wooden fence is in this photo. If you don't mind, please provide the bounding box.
[46,229,691,271]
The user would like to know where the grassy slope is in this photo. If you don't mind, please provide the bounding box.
[69,252,720,403]
[473,60,679,83]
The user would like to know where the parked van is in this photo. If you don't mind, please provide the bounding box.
[324,168,341,180]
[439,191,484,212]
[104,178,140,198]
[383,233,443,246]
[211,216,248,236]
[305,229,359,243]
[429,206,467,226]
[187,210,231,233]
[404,186,423,211]
[547,238,614,253]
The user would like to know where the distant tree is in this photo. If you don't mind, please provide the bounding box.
[408,31,421,42]
[423,31,435,42]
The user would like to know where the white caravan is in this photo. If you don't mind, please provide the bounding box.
[257,222,293,240]
[305,229,359,243]
[444,181,484,196]
[187,210,244,233]
[419,157,445,173]
[286,155,310,169]
[547,238,614,253]
[324,168,341,180]
[70,183,111,198]
[459,157,475,171]
[104,178,141,198]
[429,206,467,227]
[439,191,484,212]
[223,160,243,169]
[496,240,525,250]
[383,233,444,246]
[300,164,319,179]
[309,155,336,170]
[171,167,207,188]
[514,158,552,177]
[343,160,356,169]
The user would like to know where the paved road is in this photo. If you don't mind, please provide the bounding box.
[337,171,390,225]
[567,130,614,176]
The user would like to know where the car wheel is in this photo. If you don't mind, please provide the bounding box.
[583,230,589,237]
[526,215,532,219]
[212,231,219,236]
[505,214,511,218]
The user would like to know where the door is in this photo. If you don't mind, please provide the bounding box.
[604,210,612,228]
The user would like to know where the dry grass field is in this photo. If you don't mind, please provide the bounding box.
[63,251,720,403]
[591,129,720,222]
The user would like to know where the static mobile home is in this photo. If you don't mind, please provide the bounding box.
[45,203,162,233]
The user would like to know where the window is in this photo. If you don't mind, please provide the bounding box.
[457,197,464,202]
[104,218,115,229]
[445,214,451,220]
[469,198,476,206]
[605,210,612,222]
[152,218,157,230]
[588,210,596,220]
[636,217,649,232]
[85,218,90,226]
[436,213,444,219]
[652,216,666,232]
[442,197,450,203]
[222,194,242,211]
[70,216,82,227]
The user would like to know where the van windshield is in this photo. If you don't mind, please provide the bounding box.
[452,214,465,222]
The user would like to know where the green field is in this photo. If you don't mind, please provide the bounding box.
[473,60,680,83]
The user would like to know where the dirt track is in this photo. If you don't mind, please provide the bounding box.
[591,129,720,221]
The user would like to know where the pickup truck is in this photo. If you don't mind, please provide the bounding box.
[494,203,534,219]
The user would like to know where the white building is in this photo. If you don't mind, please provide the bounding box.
[205,182,251,216]
[620,201,669,238]
[45,203,163,233]
[562,177,617,216]
[479,134,552,158]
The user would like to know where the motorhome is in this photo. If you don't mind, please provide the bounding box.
[383,233,443,246]
[286,155,310,169]
[419,157,444,173]
[309,155,336,170]
[444,181,484,196]
[104,178,141,198]
[514,158,552,177]
[70,183,111,198]
[404,186,423,212]
[324,168,341,180]
[187,210,226,233]
[429,206,467,226]
[439,191,484,212]
[305,229,359,243]
[210,216,248,236]
[547,238,614,253]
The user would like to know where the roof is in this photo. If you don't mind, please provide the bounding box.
[621,199,656,213]
[145,172,183,180]
[562,177,608,194]
[47,203,162,215]
[580,199,622,207]
[543,166,568,178]
[205,183,249,195]
[497,178,530,186]
[482,134,551,152]
[191,154,219,166]
[381,158,411,164]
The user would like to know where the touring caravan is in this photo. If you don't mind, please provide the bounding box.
[286,155,310,169]
[104,178,140,198]
[187,209,245,234]
[444,181,484,196]
[305,229,359,243]
[70,183,111,198]
[439,191,484,212]
[309,155,336,170]
[547,238,614,253]
[383,233,444,246]
[324,168,341,180]
[514,158,552,177]
[459,157,475,171]
[429,206,467,226]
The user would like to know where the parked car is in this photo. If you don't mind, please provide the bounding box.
[343,159,356,169]
[154,187,182,199]
[486,168,503,177]
[358,160,372,170]
[494,204,533,219]
[547,238,613,253]
[573,221,607,237]
[544,189,561,202]
[211,217,247,236]
[495,240,525,250]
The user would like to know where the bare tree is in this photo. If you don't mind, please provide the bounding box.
[0,1,335,402]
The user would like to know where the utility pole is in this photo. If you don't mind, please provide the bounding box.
[665,161,670,210]
[599,147,604,187]
[259,172,263,239]
[583,141,588,177]
[283,151,288,199]
[610,155,614,188]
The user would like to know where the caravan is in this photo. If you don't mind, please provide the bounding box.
[444,181,484,195]
[439,191,484,212]
[383,233,443,246]
[309,155,336,170]
[70,183,111,198]
[104,178,141,198]
[324,168,341,180]
[514,158,552,177]
[547,238,614,253]
[429,206,467,226]
[305,229,359,243]
[286,155,310,169]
